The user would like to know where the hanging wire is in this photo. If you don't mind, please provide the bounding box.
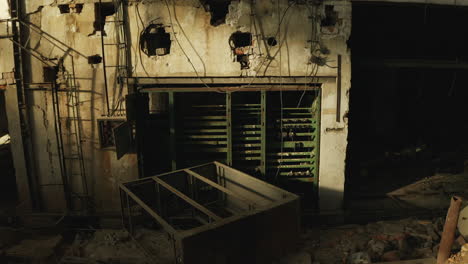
[170,0,207,76]
[135,3,151,77]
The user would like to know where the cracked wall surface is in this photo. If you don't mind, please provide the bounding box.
[2,0,352,214]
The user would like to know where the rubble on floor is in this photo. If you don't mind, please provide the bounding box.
[447,244,468,264]
[62,229,173,264]
[308,218,448,264]
[0,217,457,264]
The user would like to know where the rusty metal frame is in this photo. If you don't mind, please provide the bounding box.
[119,161,300,264]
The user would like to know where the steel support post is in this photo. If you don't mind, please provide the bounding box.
[226,92,232,166]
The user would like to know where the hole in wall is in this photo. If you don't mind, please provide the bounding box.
[87,55,103,64]
[321,5,338,27]
[236,54,250,69]
[58,4,83,14]
[229,31,252,48]
[267,37,278,47]
[140,24,172,57]
[92,3,116,36]
[58,4,70,14]
[43,66,59,83]
[229,31,252,70]
[200,0,232,26]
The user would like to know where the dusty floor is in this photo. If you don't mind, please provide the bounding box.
[0,216,457,264]
[308,218,448,264]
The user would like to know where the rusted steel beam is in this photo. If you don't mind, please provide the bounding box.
[139,85,319,93]
[152,177,223,222]
[184,169,257,209]
[437,196,463,264]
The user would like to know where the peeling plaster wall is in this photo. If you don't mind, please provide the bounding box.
[129,0,351,213]
[3,0,351,214]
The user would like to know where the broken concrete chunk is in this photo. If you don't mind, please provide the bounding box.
[348,252,371,264]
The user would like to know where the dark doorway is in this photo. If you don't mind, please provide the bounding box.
[346,3,468,211]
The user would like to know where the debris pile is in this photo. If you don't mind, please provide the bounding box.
[64,230,149,263]
[311,218,450,263]
[447,244,468,264]
[62,229,173,264]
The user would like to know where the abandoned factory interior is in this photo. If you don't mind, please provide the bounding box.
[1,0,468,263]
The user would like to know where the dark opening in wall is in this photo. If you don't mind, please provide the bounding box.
[43,66,59,83]
[267,37,278,47]
[92,3,116,36]
[58,4,70,14]
[87,54,102,64]
[58,4,83,14]
[200,0,232,26]
[140,24,171,56]
[321,5,338,27]
[229,31,252,48]
[229,31,252,70]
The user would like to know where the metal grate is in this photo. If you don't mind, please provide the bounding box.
[176,93,227,167]
[169,90,320,189]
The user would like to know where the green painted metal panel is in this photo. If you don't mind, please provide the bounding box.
[226,93,232,166]
[261,91,267,176]
[170,89,320,209]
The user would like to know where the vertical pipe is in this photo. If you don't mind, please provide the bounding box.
[226,92,232,166]
[169,92,176,170]
[437,196,463,264]
[11,0,41,211]
[260,91,267,178]
[98,0,111,116]
[121,0,133,82]
[314,88,321,212]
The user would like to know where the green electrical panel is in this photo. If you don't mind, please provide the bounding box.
[168,89,320,207]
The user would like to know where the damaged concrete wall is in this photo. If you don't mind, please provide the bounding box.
[129,0,351,213]
[3,0,351,214]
